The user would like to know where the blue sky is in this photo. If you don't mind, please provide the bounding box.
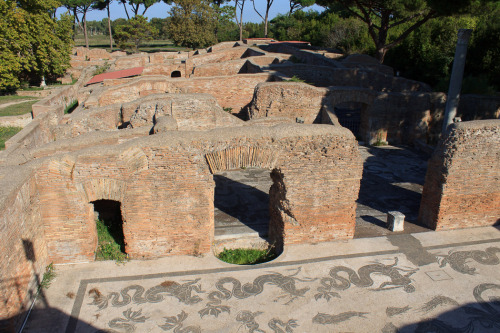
[57,1,325,24]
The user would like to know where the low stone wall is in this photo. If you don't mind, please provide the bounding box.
[270,64,431,92]
[419,120,500,230]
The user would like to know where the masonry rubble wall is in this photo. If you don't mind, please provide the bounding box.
[94,74,276,112]
[263,43,344,68]
[22,124,361,263]
[0,169,47,333]
[185,47,253,72]
[419,120,500,230]
[247,82,450,145]
[270,64,431,92]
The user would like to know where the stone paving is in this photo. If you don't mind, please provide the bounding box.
[23,227,500,332]
[20,144,500,332]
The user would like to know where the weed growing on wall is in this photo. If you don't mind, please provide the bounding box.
[64,100,78,114]
[40,263,56,289]
[217,248,277,265]
[95,219,128,263]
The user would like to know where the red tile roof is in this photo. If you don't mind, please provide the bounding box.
[85,67,144,86]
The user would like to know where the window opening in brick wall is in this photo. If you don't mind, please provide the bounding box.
[171,70,182,78]
[92,200,126,256]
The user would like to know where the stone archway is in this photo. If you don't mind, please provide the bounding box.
[171,70,182,78]
[205,147,281,254]
[324,88,378,142]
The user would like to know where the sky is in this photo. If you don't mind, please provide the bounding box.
[57,0,325,24]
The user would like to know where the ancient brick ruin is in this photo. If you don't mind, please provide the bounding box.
[1,41,499,330]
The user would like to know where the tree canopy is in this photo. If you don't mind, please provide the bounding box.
[315,0,482,62]
[167,0,217,49]
[114,15,158,52]
[0,0,73,92]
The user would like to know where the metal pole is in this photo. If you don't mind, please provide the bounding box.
[442,29,472,134]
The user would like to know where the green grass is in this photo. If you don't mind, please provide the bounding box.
[95,219,128,262]
[74,34,189,52]
[64,100,78,114]
[0,100,37,117]
[0,126,22,150]
[0,95,36,105]
[217,248,277,265]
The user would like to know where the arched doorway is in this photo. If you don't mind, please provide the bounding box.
[171,70,182,78]
[91,199,127,259]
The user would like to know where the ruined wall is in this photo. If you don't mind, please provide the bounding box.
[185,47,252,73]
[0,170,47,332]
[419,120,500,230]
[93,74,275,112]
[190,59,249,77]
[26,125,361,263]
[248,82,328,123]
[113,52,188,70]
[458,94,500,121]
[270,64,431,92]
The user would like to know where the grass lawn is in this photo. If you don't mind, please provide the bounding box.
[0,95,37,105]
[0,126,22,150]
[0,100,37,117]
[74,34,189,52]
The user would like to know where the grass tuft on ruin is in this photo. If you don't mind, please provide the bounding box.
[95,219,128,263]
[217,248,277,265]
[0,126,22,150]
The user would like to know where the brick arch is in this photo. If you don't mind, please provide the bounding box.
[83,179,127,202]
[326,87,378,107]
[205,147,281,174]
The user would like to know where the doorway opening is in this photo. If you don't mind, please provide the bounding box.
[334,102,364,137]
[91,199,127,260]
[213,167,273,256]
[171,70,182,78]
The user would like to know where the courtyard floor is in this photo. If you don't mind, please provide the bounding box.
[20,144,500,332]
[23,226,500,332]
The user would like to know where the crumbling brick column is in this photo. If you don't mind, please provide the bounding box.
[419,120,500,230]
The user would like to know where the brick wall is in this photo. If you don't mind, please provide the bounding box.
[0,170,47,332]
[26,124,362,264]
[419,120,500,230]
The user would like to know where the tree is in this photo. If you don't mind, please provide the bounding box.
[316,0,479,63]
[128,0,161,16]
[0,0,73,92]
[114,15,158,52]
[167,0,217,49]
[61,0,94,48]
[234,0,246,40]
[93,0,114,50]
[251,0,274,38]
[289,0,315,15]
[212,4,235,42]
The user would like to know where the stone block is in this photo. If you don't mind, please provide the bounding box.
[387,211,405,231]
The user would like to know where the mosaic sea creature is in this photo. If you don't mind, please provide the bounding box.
[199,267,314,318]
[89,279,204,310]
[316,257,417,298]
[438,247,500,275]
